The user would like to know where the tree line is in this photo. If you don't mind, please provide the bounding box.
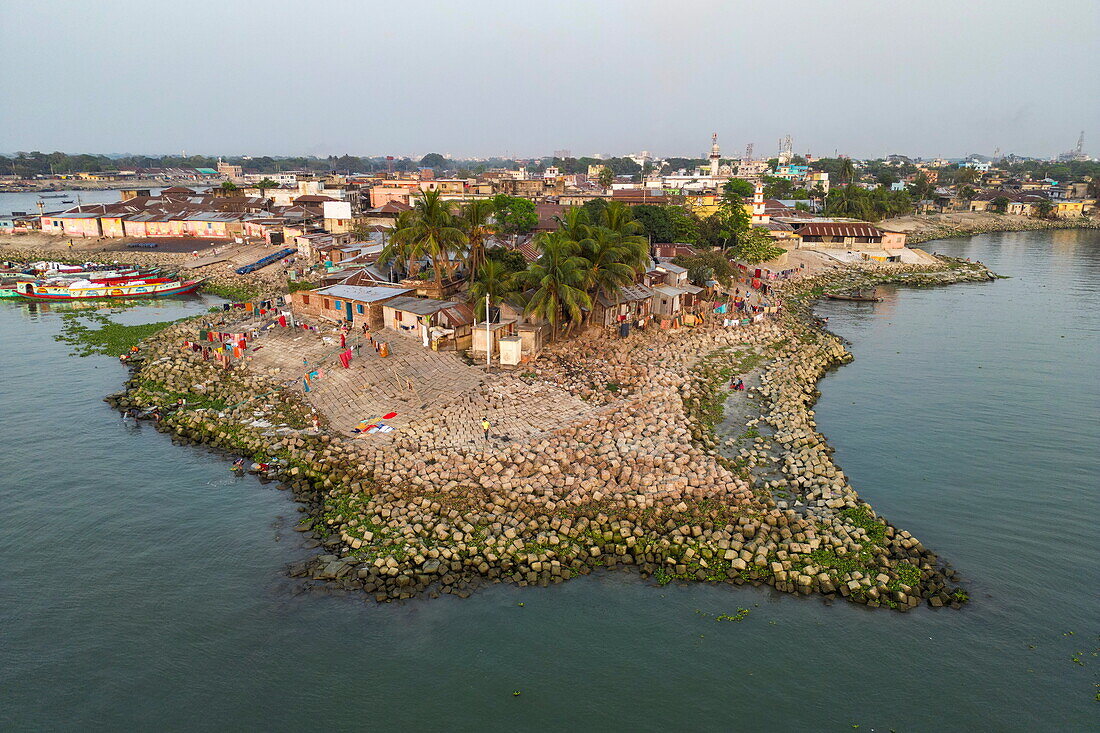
[378,190,783,341]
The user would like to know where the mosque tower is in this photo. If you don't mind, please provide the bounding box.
[709,133,721,178]
[751,181,769,224]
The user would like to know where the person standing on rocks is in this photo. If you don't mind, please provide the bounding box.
[481,417,491,441]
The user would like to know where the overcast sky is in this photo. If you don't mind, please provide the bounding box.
[2,0,1096,160]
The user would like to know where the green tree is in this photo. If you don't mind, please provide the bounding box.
[381,209,422,278]
[732,227,785,265]
[956,167,979,186]
[631,204,699,244]
[490,194,538,234]
[220,180,239,192]
[908,172,934,201]
[577,227,641,322]
[522,231,591,340]
[554,206,592,242]
[838,158,857,185]
[389,189,467,292]
[469,259,518,320]
[762,175,795,199]
[597,166,615,189]
[485,246,529,275]
[255,177,278,196]
[457,199,496,286]
[673,246,734,287]
[419,153,446,169]
[1033,199,1055,219]
[722,177,754,201]
[990,195,1010,213]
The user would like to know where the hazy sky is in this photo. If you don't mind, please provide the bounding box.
[2,0,1097,160]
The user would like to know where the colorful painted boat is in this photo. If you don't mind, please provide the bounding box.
[16,277,204,301]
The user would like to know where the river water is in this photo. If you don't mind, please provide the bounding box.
[1,229,1097,731]
[0,189,167,218]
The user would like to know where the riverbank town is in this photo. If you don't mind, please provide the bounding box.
[2,144,1096,609]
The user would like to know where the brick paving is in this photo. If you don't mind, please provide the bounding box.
[246,321,595,448]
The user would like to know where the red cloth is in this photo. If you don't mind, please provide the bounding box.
[278,315,287,327]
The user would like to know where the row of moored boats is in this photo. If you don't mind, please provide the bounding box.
[0,262,203,301]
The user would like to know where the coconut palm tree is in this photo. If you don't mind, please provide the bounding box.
[380,209,420,279]
[553,206,592,242]
[458,199,496,286]
[577,227,639,321]
[838,158,857,185]
[522,231,591,340]
[594,201,649,272]
[390,189,467,292]
[468,259,517,320]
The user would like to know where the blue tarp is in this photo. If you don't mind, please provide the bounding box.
[236,248,297,275]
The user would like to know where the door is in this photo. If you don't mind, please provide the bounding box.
[345,301,354,322]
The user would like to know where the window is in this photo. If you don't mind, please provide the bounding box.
[323,298,331,310]
[301,294,310,305]
[333,299,342,311]
[356,303,364,314]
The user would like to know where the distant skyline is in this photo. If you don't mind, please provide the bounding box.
[1,0,1097,160]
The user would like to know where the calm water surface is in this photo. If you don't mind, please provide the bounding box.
[2,229,1097,731]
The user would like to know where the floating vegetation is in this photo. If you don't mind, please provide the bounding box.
[55,312,183,357]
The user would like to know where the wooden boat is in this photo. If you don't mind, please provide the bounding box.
[824,290,882,302]
[16,276,204,301]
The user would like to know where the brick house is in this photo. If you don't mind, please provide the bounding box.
[290,284,412,329]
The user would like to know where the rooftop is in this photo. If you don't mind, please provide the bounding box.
[314,284,412,303]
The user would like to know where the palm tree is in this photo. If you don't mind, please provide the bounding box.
[468,259,516,320]
[390,189,467,293]
[522,231,591,340]
[577,227,639,321]
[458,199,496,286]
[554,206,592,242]
[380,209,421,279]
[594,201,649,272]
[838,158,857,185]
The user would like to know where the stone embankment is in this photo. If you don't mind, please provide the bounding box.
[881,211,1097,246]
[108,258,993,610]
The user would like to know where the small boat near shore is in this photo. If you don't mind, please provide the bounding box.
[824,289,882,302]
[16,276,204,300]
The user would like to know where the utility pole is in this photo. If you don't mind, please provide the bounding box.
[485,292,491,370]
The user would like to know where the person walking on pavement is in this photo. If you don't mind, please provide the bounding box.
[481,417,491,441]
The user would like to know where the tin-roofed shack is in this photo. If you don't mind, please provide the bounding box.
[381,296,474,350]
[291,284,412,329]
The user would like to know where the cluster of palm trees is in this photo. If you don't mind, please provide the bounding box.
[380,191,651,339]
[523,203,649,335]
[381,190,472,293]
[825,185,913,221]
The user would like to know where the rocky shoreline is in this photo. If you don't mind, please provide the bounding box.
[103,258,994,611]
[882,212,1098,246]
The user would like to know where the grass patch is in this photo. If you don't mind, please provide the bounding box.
[56,312,183,357]
[200,281,261,302]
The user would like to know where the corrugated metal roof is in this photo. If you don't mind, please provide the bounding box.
[383,295,459,316]
[596,283,654,307]
[796,222,883,238]
[314,284,412,302]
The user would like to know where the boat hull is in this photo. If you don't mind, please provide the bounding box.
[17,280,204,300]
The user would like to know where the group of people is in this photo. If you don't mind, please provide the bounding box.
[729,378,746,392]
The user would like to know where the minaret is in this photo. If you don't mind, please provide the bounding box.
[751,181,769,224]
[709,133,721,178]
